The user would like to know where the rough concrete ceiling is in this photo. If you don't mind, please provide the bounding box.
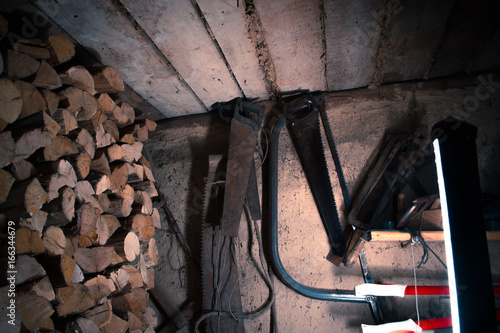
[21,0,500,118]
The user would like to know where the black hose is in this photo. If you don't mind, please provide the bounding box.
[268,114,368,303]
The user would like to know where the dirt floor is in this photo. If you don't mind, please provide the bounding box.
[145,82,500,332]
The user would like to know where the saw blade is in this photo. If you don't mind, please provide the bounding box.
[285,95,347,257]
[201,155,245,332]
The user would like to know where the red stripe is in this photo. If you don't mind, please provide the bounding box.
[404,286,449,295]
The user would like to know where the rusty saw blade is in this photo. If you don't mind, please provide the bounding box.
[284,94,347,257]
[201,155,245,332]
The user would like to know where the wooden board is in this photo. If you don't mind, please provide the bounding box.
[323,0,385,91]
[197,0,268,100]
[428,0,500,78]
[382,0,455,83]
[34,0,204,117]
[253,0,326,92]
[120,0,242,107]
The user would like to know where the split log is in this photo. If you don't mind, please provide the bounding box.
[14,128,52,161]
[38,159,77,201]
[10,159,36,181]
[43,186,75,225]
[75,180,95,203]
[31,60,62,90]
[112,102,135,127]
[77,231,98,248]
[84,275,116,301]
[74,317,101,333]
[127,311,144,331]
[130,180,158,198]
[146,269,155,290]
[120,123,148,142]
[59,65,96,94]
[0,169,15,204]
[45,34,75,66]
[4,49,40,79]
[151,208,161,229]
[55,283,95,317]
[43,135,78,161]
[144,118,157,132]
[127,163,144,183]
[74,246,114,273]
[16,255,46,285]
[15,227,44,254]
[65,152,91,180]
[141,238,159,267]
[77,202,100,236]
[69,128,95,158]
[38,255,75,288]
[1,178,49,215]
[119,266,144,290]
[0,79,22,126]
[107,144,125,163]
[95,123,116,148]
[64,237,78,258]
[13,39,50,59]
[133,191,153,215]
[103,119,120,141]
[119,133,135,144]
[97,93,117,114]
[96,214,120,246]
[14,80,46,118]
[71,264,85,284]
[19,210,47,235]
[121,142,143,163]
[106,231,140,262]
[58,87,99,121]
[90,151,111,176]
[81,107,107,132]
[84,300,113,328]
[98,193,111,212]
[52,108,78,134]
[0,131,15,168]
[126,214,155,243]
[90,66,124,93]
[139,155,152,171]
[42,226,67,256]
[103,314,128,333]
[106,196,133,218]
[18,293,54,331]
[41,89,59,115]
[91,174,110,195]
[7,111,60,139]
[110,163,129,193]
[113,288,149,321]
[19,276,56,302]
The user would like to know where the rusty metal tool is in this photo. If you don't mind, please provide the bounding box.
[284,94,346,257]
[220,99,264,237]
[396,194,439,228]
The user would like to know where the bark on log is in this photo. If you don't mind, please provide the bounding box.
[52,108,78,135]
[14,128,52,161]
[106,231,140,262]
[106,195,133,218]
[20,275,56,302]
[7,110,60,139]
[4,49,40,79]
[132,190,153,215]
[74,246,114,273]
[10,159,36,181]
[41,89,59,116]
[0,169,15,204]
[59,65,96,95]
[0,79,22,126]
[31,60,62,90]
[130,180,158,198]
[46,35,75,66]
[38,255,75,288]
[0,131,15,168]
[90,66,124,93]
[16,255,46,285]
[43,186,75,225]
[66,152,91,180]
[90,151,111,176]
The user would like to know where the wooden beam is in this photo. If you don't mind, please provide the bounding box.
[34,0,204,117]
[120,0,242,107]
[253,0,326,92]
[371,230,500,242]
[196,0,268,99]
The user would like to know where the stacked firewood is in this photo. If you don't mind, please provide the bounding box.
[0,19,161,333]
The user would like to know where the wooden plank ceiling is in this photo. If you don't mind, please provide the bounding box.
[33,0,500,118]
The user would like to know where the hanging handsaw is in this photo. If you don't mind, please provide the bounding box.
[284,94,346,257]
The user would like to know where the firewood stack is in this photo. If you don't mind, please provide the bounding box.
[0,18,161,333]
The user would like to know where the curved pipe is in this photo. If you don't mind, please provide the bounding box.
[268,114,368,303]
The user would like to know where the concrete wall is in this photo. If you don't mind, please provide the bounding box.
[145,79,500,331]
